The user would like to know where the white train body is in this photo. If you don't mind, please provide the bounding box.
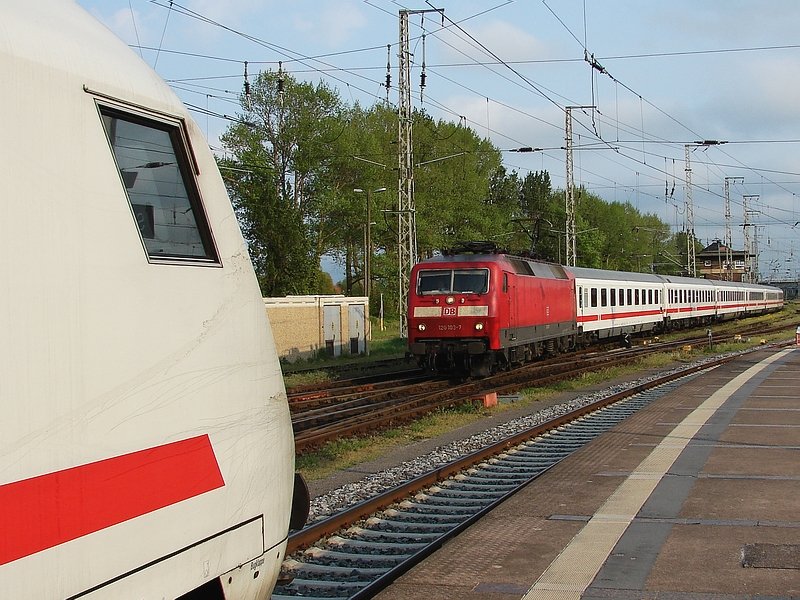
[1,3,297,599]
[570,267,783,339]
[572,268,664,336]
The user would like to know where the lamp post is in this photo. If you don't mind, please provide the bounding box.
[354,187,386,299]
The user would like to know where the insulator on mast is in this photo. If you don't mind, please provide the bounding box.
[277,61,285,94]
[420,33,427,103]
[243,60,250,98]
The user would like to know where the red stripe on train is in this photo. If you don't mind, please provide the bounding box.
[0,435,224,566]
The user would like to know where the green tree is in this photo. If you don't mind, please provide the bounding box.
[513,170,562,260]
[217,159,317,295]
[220,70,346,296]
[412,112,512,255]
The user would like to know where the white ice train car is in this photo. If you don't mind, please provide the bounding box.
[0,3,306,599]
[571,267,664,338]
[570,266,783,341]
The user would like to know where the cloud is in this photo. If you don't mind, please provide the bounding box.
[291,1,368,49]
[438,19,551,65]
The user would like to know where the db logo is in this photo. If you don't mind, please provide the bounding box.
[443,307,457,317]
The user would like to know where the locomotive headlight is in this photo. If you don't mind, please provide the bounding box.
[446,296,455,304]
[475,322,484,331]
[418,323,427,331]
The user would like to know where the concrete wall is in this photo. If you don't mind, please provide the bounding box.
[263,295,370,362]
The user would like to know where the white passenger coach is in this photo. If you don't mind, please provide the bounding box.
[569,267,783,340]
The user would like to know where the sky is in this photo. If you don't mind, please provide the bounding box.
[76,0,800,282]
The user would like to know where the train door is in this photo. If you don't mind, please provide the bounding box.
[348,303,366,355]
[323,304,341,357]
[504,271,517,339]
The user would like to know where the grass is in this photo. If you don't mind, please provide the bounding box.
[295,305,799,482]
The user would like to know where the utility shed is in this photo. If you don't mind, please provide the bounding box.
[263,295,370,362]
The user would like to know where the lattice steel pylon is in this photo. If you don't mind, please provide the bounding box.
[397,8,441,337]
[397,10,415,338]
[564,106,593,267]
[684,145,696,277]
[742,194,759,283]
[565,108,576,267]
[723,176,744,280]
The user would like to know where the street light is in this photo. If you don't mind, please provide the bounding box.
[354,187,386,299]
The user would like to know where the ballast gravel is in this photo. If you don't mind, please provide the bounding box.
[305,349,761,523]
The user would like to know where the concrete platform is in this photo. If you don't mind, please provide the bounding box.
[374,347,800,600]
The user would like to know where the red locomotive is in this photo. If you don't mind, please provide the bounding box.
[408,243,784,377]
[407,243,577,376]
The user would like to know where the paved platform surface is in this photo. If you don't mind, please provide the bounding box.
[374,346,800,599]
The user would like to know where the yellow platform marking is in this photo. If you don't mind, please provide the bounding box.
[522,349,793,600]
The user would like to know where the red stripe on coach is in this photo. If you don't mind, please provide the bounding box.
[0,435,224,566]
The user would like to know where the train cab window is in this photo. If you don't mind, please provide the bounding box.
[453,270,489,293]
[418,271,451,294]
[503,273,508,293]
[99,106,218,263]
[417,269,489,295]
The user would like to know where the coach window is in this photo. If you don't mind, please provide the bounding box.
[634,289,640,305]
[610,288,616,307]
[99,106,218,263]
[590,288,598,308]
[627,289,632,305]
[655,290,659,304]
[601,288,608,307]
[618,288,625,306]
[648,289,653,305]
[578,286,582,308]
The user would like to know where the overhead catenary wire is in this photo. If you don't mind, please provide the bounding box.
[140,0,800,251]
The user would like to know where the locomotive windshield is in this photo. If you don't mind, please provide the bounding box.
[417,269,489,295]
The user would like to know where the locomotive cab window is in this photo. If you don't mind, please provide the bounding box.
[417,269,489,295]
[453,270,489,293]
[99,105,218,263]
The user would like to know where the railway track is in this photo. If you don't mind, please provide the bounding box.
[289,321,794,453]
[272,342,793,599]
